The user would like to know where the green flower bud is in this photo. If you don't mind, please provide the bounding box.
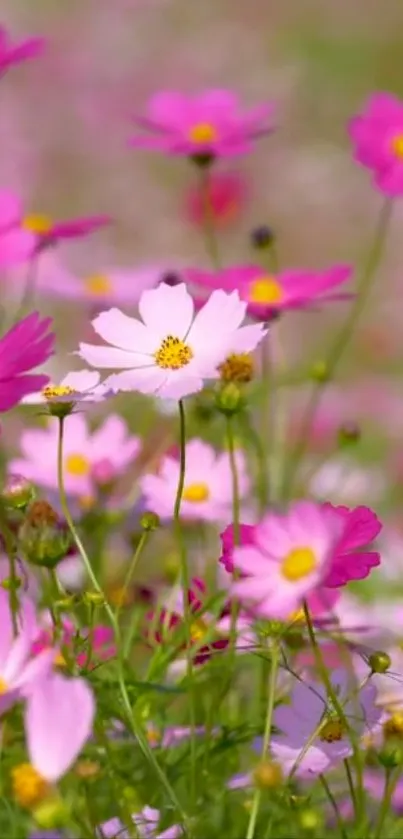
[140,511,160,531]
[83,591,105,607]
[378,741,403,768]
[19,501,72,569]
[369,650,391,674]
[32,797,69,829]
[250,225,275,250]
[298,807,323,833]
[337,422,361,447]
[215,382,244,416]
[1,474,36,511]
[310,361,329,383]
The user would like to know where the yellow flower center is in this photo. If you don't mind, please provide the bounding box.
[11,763,49,809]
[0,677,8,694]
[320,718,345,743]
[23,213,53,235]
[384,712,403,741]
[54,651,66,668]
[392,134,403,159]
[281,547,317,582]
[84,274,113,296]
[146,725,162,747]
[75,759,101,779]
[65,453,90,477]
[248,276,283,305]
[182,482,210,503]
[154,335,194,370]
[189,122,217,144]
[218,353,254,383]
[190,618,208,643]
[42,384,76,401]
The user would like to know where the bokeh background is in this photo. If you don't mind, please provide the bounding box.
[3,0,403,593]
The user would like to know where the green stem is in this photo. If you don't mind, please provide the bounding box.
[246,642,279,839]
[226,415,241,667]
[319,774,348,839]
[373,770,397,839]
[281,198,393,499]
[0,504,20,635]
[174,399,197,811]
[343,758,357,815]
[200,167,221,269]
[115,531,148,625]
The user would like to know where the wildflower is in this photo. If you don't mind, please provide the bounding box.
[271,670,381,776]
[0,190,35,267]
[140,438,250,522]
[230,501,343,620]
[0,25,45,76]
[9,413,140,498]
[185,171,248,227]
[22,369,111,410]
[101,805,181,839]
[322,503,382,586]
[0,312,54,412]
[130,89,274,162]
[22,212,110,252]
[78,282,266,400]
[348,92,403,195]
[187,264,353,321]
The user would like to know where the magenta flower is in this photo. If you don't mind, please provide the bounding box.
[0,190,35,268]
[323,503,382,587]
[185,170,249,228]
[25,672,95,782]
[0,312,54,412]
[22,211,110,252]
[0,25,45,76]
[272,670,382,777]
[188,264,353,320]
[130,89,274,161]
[349,92,403,195]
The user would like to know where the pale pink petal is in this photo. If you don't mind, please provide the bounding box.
[188,290,246,353]
[91,308,155,353]
[61,370,101,391]
[138,283,194,342]
[78,343,147,369]
[104,367,167,394]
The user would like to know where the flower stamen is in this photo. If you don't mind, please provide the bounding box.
[154,335,193,370]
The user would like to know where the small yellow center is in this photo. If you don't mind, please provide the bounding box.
[249,276,283,305]
[218,353,254,383]
[75,759,101,779]
[182,482,210,503]
[0,677,8,694]
[189,122,217,144]
[146,725,162,747]
[154,335,194,370]
[23,213,53,235]
[384,712,403,741]
[11,763,49,809]
[320,718,345,743]
[42,384,76,401]
[281,547,317,582]
[65,453,90,477]
[190,618,208,643]
[54,651,66,668]
[392,134,403,159]
[84,274,113,296]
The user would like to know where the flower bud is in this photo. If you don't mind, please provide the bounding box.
[378,741,403,768]
[1,575,22,592]
[32,797,69,830]
[215,383,244,416]
[337,422,361,447]
[250,225,275,249]
[310,361,329,383]
[160,271,181,287]
[1,474,36,511]
[252,760,283,789]
[83,591,105,607]
[19,502,72,569]
[298,808,323,833]
[218,353,254,384]
[140,511,160,531]
[369,650,391,674]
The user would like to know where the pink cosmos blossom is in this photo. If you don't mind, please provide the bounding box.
[32,617,115,671]
[23,369,110,406]
[348,92,403,195]
[0,190,35,267]
[140,438,250,522]
[0,591,54,714]
[78,282,266,400]
[0,311,54,412]
[25,672,95,782]
[130,89,274,160]
[0,26,45,76]
[229,501,344,620]
[272,670,381,776]
[185,171,248,228]
[9,412,140,499]
[101,806,181,839]
[322,503,382,587]
[187,264,353,321]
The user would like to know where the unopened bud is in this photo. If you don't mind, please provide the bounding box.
[310,361,329,383]
[32,797,69,830]
[140,511,160,531]
[215,383,244,416]
[337,422,361,447]
[19,502,72,569]
[83,591,105,607]
[161,271,181,287]
[369,650,391,674]
[163,553,181,583]
[253,760,283,789]
[298,807,323,833]
[1,474,36,511]
[378,741,403,768]
[1,576,22,592]
[250,225,275,250]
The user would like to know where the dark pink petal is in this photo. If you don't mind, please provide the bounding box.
[219,523,256,573]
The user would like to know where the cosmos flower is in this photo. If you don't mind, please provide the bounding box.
[22,369,110,407]
[140,438,250,521]
[101,806,182,839]
[185,170,248,228]
[271,670,381,776]
[130,89,274,161]
[0,312,54,412]
[187,264,353,321]
[0,190,35,268]
[0,25,45,76]
[9,412,140,499]
[348,92,403,195]
[78,282,266,400]
[322,503,382,587]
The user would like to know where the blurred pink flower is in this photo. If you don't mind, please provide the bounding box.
[23,211,111,252]
[323,504,382,587]
[0,190,35,268]
[130,89,274,160]
[102,806,181,839]
[349,92,403,195]
[188,264,353,320]
[140,438,250,522]
[25,672,95,782]
[32,617,115,671]
[23,369,110,406]
[185,170,249,228]
[78,282,266,400]
[230,501,343,620]
[0,25,45,76]
[0,311,54,412]
[9,413,140,498]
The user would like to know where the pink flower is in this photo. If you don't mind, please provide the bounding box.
[348,92,403,195]
[22,211,111,252]
[0,312,54,412]
[9,412,140,499]
[32,617,115,671]
[25,672,95,782]
[0,591,54,714]
[188,264,353,321]
[78,282,266,400]
[323,503,382,587]
[272,670,381,776]
[140,439,250,522]
[23,369,110,406]
[230,501,343,620]
[185,171,248,228]
[0,25,45,76]
[0,191,35,268]
[102,806,181,839]
[130,89,274,161]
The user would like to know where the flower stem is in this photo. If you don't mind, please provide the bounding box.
[226,415,240,544]
[200,167,221,269]
[0,503,20,635]
[373,770,397,839]
[115,531,149,624]
[281,198,393,499]
[319,773,348,839]
[246,642,279,839]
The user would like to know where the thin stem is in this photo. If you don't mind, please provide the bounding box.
[373,770,397,839]
[226,415,240,544]
[0,504,20,635]
[319,774,348,839]
[200,167,221,269]
[246,643,280,839]
[259,337,271,509]
[115,531,148,624]
[174,399,197,810]
[281,198,393,499]
[343,758,357,815]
